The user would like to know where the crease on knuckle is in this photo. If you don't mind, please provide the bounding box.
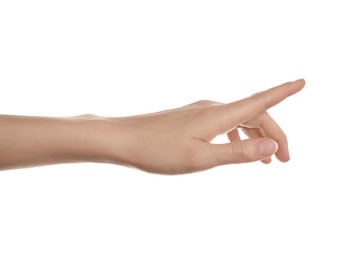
[277,133,287,143]
[232,142,249,162]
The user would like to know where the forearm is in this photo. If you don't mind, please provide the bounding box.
[0,114,125,170]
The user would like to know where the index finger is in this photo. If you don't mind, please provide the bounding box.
[218,79,305,131]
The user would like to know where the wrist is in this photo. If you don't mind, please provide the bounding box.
[76,115,133,167]
[57,115,123,165]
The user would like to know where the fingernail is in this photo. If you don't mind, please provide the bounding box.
[294,78,305,84]
[256,140,278,157]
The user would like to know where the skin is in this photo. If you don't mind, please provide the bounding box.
[0,79,305,174]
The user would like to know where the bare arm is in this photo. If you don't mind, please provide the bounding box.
[0,79,305,174]
[0,114,121,170]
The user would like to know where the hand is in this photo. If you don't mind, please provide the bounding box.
[108,79,305,174]
[0,79,305,174]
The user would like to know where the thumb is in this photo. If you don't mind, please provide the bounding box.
[208,138,278,166]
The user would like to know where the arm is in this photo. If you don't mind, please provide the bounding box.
[0,114,122,170]
[0,79,305,174]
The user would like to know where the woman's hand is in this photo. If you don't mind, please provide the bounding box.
[106,79,305,174]
[0,79,305,174]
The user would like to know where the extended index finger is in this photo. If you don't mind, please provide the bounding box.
[219,79,305,131]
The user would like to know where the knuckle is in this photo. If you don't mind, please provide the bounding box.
[197,99,213,105]
[277,133,287,143]
[191,100,221,107]
[232,142,252,162]
[251,91,270,110]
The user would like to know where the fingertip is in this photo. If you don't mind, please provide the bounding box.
[256,139,278,157]
[261,157,272,164]
[294,78,305,83]
[276,153,290,163]
[293,78,306,90]
[281,78,305,97]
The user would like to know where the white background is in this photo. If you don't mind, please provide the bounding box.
[1,0,356,259]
